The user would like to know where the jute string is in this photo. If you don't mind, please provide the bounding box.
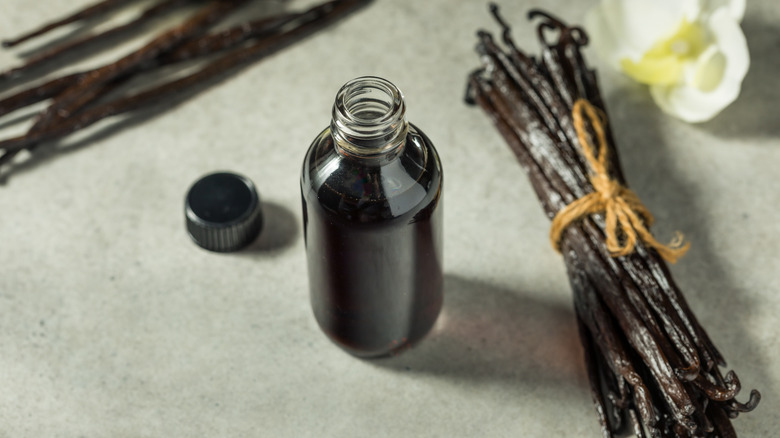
[549,99,690,263]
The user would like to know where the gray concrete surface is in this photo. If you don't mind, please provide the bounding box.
[0,0,777,436]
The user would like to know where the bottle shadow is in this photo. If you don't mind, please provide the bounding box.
[605,86,772,409]
[374,274,586,388]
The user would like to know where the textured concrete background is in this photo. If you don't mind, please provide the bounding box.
[0,0,777,436]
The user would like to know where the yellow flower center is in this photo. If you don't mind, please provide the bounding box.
[620,18,706,86]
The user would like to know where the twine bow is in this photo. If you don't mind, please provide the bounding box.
[549,99,690,263]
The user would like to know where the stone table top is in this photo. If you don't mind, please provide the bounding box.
[1,0,777,436]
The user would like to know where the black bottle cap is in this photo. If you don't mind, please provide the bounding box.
[185,171,263,252]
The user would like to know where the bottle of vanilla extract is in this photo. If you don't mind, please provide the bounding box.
[300,76,443,358]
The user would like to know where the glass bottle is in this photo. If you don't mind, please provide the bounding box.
[300,76,443,358]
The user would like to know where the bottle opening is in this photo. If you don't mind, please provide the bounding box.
[342,79,398,122]
[331,76,408,158]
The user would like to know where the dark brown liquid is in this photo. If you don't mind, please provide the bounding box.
[301,126,443,358]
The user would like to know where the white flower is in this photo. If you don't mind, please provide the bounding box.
[585,0,750,123]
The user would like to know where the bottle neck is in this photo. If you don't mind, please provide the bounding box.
[330,76,408,160]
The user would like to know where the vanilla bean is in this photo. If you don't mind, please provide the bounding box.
[476,30,589,201]
[0,0,369,158]
[30,0,248,132]
[571,265,658,435]
[531,21,720,370]
[497,2,716,394]
[1,0,138,48]
[467,5,759,436]
[163,11,304,61]
[472,51,691,390]
[576,312,615,438]
[0,0,342,166]
[0,0,191,83]
[470,69,688,432]
[0,73,81,118]
[0,11,302,119]
[470,73,687,420]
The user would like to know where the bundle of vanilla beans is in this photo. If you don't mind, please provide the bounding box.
[0,0,370,168]
[466,6,759,437]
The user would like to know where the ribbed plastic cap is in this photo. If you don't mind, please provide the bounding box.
[185,172,263,252]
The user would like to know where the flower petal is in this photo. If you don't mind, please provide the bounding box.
[706,7,750,82]
[650,7,749,123]
[585,0,701,67]
[650,77,740,122]
[691,46,727,92]
[621,52,684,86]
[586,1,749,123]
[702,0,746,22]
[619,18,708,86]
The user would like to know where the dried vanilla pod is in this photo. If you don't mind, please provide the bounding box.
[466,5,759,437]
[0,0,190,83]
[1,0,138,48]
[0,0,249,166]
[0,0,372,168]
[0,11,303,118]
